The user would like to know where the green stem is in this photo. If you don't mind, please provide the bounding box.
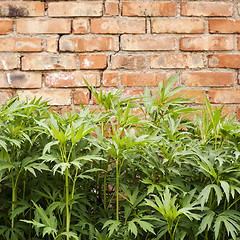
[65,168,70,240]
[116,158,119,221]
[11,184,17,229]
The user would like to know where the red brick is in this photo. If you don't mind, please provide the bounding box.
[0,38,42,52]
[122,2,177,16]
[102,72,118,87]
[209,89,240,104]
[180,71,234,87]
[152,19,205,34]
[121,72,173,87]
[0,1,44,17]
[17,89,72,105]
[48,2,102,17]
[22,55,77,70]
[181,2,233,16]
[105,2,119,16]
[209,19,240,34]
[180,36,233,51]
[0,56,19,70]
[73,19,88,34]
[121,35,175,51]
[45,72,100,88]
[0,72,41,88]
[60,36,116,52]
[0,91,13,104]
[0,20,13,34]
[111,55,147,70]
[16,19,71,34]
[209,55,240,68]
[80,55,107,70]
[46,38,58,53]
[238,37,240,50]
[73,89,90,105]
[151,54,204,69]
[153,89,206,104]
[121,89,144,99]
[91,19,145,34]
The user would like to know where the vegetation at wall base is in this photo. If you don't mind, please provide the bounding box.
[0,74,240,240]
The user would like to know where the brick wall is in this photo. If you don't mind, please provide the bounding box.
[0,0,240,116]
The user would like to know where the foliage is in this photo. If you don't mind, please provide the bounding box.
[0,74,240,240]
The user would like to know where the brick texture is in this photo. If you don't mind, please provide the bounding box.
[0,0,239,113]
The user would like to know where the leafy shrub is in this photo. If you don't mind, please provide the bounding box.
[0,74,240,240]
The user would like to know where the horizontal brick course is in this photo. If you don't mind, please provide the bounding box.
[22,55,77,70]
[121,35,175,51]
[0,1,44,17]
[181,2,233,17]
[0,38,42,52]
[151,19,205,34]
[209,19,240,34]
[44,72,101,88]
[60,36,117,52]
[151,54,204,69]
[90,19,146,34]
[122,2,177,17]
[180,36,234,51]
[48,2,103,17]
[16,19,71,34]
[0,72,41,88]
[208,55,240,69]
[180,71,234,87]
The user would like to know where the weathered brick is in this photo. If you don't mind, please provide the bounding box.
[73,89,90,105]
[80,55,107,70]
[176,90,206,104]
[122,2,177,16]
[73,19,88,34]
[0,38,42,52]
[0,91,13,104]
[180,36,233,51]
[0,1,44,17]
[60,36,116,52]
[102,72,118,87]
[180,71,234,87]
[152,19,205,34]
[46,39,58,53]
[208,55,240,68]
[121,89,144,99]
[121,35,175,51]
[151,54,204,69]
[181,2,233,16]
[209,19,240,34]
[45,72,101,88]
[22,55,77,70]
[16,19,71,34]
[48,2,102,17]
[238,37,240,50]
[0,55,19,70]
[17,89,72,105]
[0,72,41,88]
[153,89,206,104]
[91,19,145,34]
[0,20,13,34]
[105,2,119,16]
[209,89,240,103]
[111,55,147,70]
[121,72,173,87]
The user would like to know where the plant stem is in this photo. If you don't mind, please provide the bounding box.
[65,168,70,240]
[116,158,119,221]
[11,184,17,229]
